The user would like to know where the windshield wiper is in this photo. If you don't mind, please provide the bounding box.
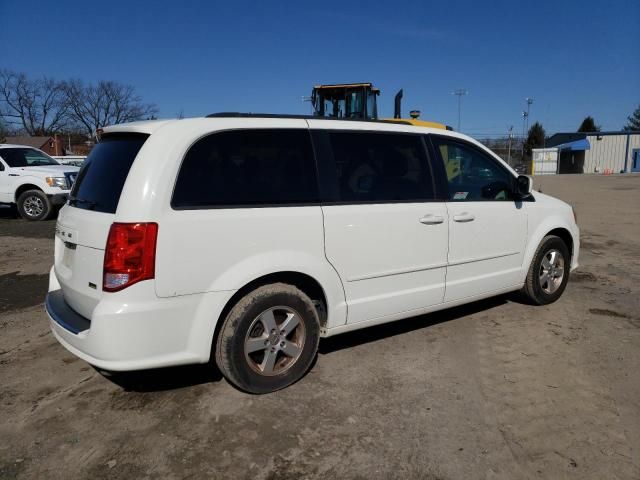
[68,196,97,209]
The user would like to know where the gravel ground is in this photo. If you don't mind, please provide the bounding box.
[0,175,639,479]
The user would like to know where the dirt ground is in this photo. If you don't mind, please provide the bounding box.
[1,175,639,479]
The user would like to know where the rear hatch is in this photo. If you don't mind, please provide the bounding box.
[54,133,149,319]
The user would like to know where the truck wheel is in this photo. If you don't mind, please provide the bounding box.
[522,235,570,305]
[17,190,52,221]
[215,283,320,394]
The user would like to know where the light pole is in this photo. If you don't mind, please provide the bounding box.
[507,125,514,165]
[452,89,468,131]
[525,97,534,133]
[521,111,529,160]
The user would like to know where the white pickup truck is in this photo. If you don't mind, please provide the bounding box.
[0,144,80,221]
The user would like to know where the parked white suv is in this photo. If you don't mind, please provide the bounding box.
[46,116,579,393]
[0,145,80,220]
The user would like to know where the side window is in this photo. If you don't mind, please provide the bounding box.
[327,131,435,202]
[172,129,318,208]
[432,137,513,201]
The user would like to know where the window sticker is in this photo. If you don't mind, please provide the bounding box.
[453,191,468,200]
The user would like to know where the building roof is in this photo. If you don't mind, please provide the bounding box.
[547,130,640,147]
[3,136,52,148]
[546,133,586,147]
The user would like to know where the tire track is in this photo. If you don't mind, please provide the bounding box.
[474,301,638,479]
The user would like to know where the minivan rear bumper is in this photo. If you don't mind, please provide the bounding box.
[46,290,90,334]
[46,268,234,371]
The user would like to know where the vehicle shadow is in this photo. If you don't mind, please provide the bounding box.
[0,204,19,219]
[102,294,517,393]
[98,362,223,393]
[319,295,511,355]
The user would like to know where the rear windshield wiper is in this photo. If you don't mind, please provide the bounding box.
[68,196,97,209]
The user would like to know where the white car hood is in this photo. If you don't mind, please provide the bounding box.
[533,189,572,211]
[11,165,80,176]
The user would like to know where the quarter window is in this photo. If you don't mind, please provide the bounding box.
[431,137,513,201]
[327,132,435,202]
[172,129,318,208]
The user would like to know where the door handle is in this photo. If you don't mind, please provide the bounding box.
[453,212,475,222]
[420,214,444,225]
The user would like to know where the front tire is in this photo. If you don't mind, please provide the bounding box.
[17,189,52,221]
[522,235,570,305]
[215,283,320,394]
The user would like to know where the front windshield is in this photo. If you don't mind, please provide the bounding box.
[0,148,60,167]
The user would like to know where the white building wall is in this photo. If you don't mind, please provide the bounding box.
[585,135,626,173]
[532,148,558,175]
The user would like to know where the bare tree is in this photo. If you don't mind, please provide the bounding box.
[63,79,157,136]
[0,69,69,135]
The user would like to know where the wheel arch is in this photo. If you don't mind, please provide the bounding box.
[522,220,576,283]
[223,271,328,324]
[546,227,574,262]
[15,183,43,202]
[208,271,331,361]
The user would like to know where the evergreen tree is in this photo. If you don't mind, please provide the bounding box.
[577,116,600,132]
[524,122,546,157]
[623,105,640,131]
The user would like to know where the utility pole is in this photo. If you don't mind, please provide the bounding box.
[521,97,533,161]
[521,111,528,161]
[452,89,468,131]
[507,125,514,165]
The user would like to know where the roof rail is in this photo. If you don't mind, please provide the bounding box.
[205,112,412,125]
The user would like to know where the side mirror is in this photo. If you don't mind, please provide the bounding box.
[515,175,532,198]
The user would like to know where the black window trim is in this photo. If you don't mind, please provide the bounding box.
[170,127,536,211]
[170,127,322,211]
[422,134,450,201]
[312,128,444,206]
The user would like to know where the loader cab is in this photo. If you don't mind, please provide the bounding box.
[311,83,379,120]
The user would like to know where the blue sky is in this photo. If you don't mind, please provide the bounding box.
[2,0,638,137]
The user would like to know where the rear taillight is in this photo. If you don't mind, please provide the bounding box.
[103,222,158,292]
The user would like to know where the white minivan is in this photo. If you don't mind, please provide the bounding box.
[46,115,579,393]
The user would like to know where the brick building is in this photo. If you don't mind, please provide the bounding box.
[3,135,66,156]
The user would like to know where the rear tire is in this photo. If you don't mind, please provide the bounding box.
[215,283,320,394]
[522,235,570,305]
[17,189,52,221]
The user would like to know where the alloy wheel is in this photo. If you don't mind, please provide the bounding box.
[23,195,44,218]
[539,249,565,294]
[244,306,306,376]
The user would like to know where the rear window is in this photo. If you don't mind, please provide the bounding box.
[69,134,148,213]
[172,129,318,208]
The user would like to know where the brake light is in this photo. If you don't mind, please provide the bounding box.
[103,223,158,292]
